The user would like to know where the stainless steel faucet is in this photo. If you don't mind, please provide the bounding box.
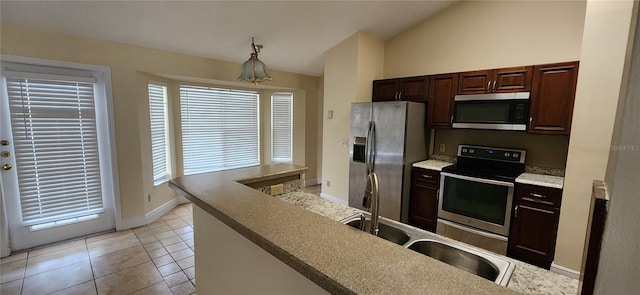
[361,172,380,236]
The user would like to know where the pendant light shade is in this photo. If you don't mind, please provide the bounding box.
[238,37,272,84]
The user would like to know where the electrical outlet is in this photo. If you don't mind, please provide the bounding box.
[270,184,284,196]
[326,180,331,188]
[439,144,446,153]
[147,194,151,202]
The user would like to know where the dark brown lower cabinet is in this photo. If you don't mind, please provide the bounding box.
[508,183,562,269]
[409,168,439,233]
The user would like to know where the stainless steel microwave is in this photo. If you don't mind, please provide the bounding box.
[452,92,529,131]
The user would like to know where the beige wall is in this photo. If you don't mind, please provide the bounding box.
[435,130,570,169]
[559,0,637,272]
[597,3,639,292]
[384,1,586,78]
[321,32,384,201]
[0,23,321,226]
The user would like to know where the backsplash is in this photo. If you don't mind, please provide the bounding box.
[433,129,570,169]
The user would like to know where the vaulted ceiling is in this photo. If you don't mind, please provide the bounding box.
[1,1,456,77]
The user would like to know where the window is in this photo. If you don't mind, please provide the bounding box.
[179,85,260,175]
[4,69,106,226]
[271,92,293,163]
[148,83,171,185]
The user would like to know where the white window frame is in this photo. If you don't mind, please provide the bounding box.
[148,82,172,186]
[271,92,293,163]
[179,85,260,175]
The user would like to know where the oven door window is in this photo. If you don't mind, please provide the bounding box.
[442,176,509,225]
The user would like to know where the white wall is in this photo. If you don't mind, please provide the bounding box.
[595,2,640,293]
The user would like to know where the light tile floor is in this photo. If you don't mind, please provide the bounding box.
[0,203,195,295]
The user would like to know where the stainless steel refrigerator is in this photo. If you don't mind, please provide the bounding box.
[349,101,427,223]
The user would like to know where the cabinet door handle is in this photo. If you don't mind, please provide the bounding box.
[514,205,518,218]
[398,91,402,100]
[421,174,433,179]
[450,116,454,125]
[529,117,533,129]
[487,81,491,93]
[530,192,546,199]
[492,81,497,92]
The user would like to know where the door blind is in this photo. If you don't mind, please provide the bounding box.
[271,92,292,163]
[148,83,171,185]
[179,85,260,175]
[6,77,104,226]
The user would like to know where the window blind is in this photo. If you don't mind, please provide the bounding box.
[271,92,293,163]
[6,77,104,225]
[148,83,171,185]
[179,85,260,175]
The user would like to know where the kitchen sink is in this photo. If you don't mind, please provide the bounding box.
[345,218,411,245]
[340,213,515,286]
[407,240,500,282]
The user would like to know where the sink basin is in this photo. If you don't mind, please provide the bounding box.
[345,219,411,245]
[340,214,514,286]
[407,240,500,282]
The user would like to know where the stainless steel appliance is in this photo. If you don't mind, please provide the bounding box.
[437,145,526,255]
[452,92,529,131]
[349,101,426,223]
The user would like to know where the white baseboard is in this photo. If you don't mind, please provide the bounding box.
[145,198,179,224]
[305,178,321,187]
[550,262,581,280]
[320,193,348,205]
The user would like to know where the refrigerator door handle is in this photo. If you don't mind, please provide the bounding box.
[365,121,372,175]
[369,121,376,171]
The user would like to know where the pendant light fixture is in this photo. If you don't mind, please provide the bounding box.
[238,37,272,84]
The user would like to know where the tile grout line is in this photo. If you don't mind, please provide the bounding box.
[86,238,100,295]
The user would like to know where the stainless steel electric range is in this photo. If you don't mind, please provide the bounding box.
[437,144,526,255]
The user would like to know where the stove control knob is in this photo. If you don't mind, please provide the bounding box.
[504,152,510,157]
[469,149,475,154]
[462,148,468,153]
[513,153,519,158]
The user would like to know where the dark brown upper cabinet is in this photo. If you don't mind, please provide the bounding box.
[528,61,579,135]
[427,74,458,129]
[372,76,428,102]
[458,66,533,94]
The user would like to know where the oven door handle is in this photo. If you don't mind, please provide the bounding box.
[440,172,515,187]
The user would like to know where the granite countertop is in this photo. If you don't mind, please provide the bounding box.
[413,159,453,171]
[516,173,565,189]
[170,164,519,295]
[277,191,579,295]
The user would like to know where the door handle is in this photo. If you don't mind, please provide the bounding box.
[529,117,533,129]
[487,81,491,93]
[2,164,12,171]
[492,81,497,92]
[514,205,518,218]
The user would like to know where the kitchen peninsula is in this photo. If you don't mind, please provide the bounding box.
[169,164,518,294]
